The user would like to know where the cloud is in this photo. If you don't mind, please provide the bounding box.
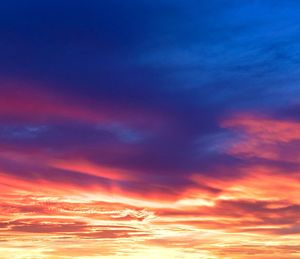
[0,0,300,258]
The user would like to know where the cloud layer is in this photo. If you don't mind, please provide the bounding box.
[0,1,300,258]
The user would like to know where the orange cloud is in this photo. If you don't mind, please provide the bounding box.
[222,113,300,161]
[0,112,299,258]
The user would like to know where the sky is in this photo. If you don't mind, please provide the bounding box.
[0,1,300,258]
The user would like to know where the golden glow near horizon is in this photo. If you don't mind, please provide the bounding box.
[0,113,299,258]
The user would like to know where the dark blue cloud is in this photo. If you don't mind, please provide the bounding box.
[1,0,299,109]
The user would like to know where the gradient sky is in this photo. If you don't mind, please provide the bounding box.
[1,1,300,258]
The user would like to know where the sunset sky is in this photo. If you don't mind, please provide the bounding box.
[1,1,300,258]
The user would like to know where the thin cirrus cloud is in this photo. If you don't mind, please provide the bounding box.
[0,0,300,258]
